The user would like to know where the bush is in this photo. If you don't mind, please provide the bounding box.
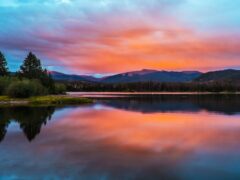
[6,80,48,98]
[54,83,66,94]
[0,77,12,95]
[0,77,21,95]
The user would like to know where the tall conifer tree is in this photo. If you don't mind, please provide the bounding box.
[0,51,9,76]
[19,52,54,91]
[20,52,43,79]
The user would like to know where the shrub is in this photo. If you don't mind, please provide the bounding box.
[0,77,18,95]
[0,77,10,95]
[6,80,48,98]
[54,83,66,94]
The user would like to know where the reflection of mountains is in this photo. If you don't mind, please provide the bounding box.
[0,106,55,143]
[98,94,240,115]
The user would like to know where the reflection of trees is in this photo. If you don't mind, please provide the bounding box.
[0,106,55,142]
[0,109,11,142]
[99,94,240,115]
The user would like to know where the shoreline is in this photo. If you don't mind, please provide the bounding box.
[68,92,240,98]
[68,91,240,95]
[1,92,239,105]
[0,95,93,105]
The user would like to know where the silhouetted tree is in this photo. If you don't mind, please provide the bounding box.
[18,52,54,91]
[13,106,55,141]
[0,108,12,142]
[19,52,44,79]
[64,80,240,92]
[0,106,56,142]
[0,51,9,76]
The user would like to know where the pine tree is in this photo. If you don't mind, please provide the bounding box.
[0,51,9,76]
[19,52,43,79]
[19,52,54,91]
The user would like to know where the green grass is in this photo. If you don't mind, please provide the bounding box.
[0,95,93,105]
[0,96,12,101]
[0,96,26,101]
[29,96,93,105]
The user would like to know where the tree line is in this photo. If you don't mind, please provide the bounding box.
[64,80,240,92]
[0,51,66,98]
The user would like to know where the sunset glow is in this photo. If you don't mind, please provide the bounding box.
[0,0,240,74]
[51,107,240,153]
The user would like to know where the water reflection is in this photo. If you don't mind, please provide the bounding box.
[97,94,240,115]
[0,106,55,142]
[1,95,240,143]
[1,95,240,179]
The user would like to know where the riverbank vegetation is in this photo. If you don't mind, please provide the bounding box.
[65,80,240,93]
[0,51,66,98]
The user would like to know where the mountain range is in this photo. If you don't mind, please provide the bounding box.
[50,69,240,83]
[195,69,240,82]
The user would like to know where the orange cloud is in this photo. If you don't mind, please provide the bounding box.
[43,25,240,73]
[2,6,239,74]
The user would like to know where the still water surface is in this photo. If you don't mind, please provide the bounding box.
[1,94,240,180]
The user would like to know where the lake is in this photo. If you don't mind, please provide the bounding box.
[1,93,240,180]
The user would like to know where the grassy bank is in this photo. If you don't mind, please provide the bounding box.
[0,95,93,105]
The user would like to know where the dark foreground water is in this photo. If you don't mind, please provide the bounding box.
[1,94,240,180]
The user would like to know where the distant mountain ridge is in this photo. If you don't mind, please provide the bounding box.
[49,69,240,83]
[101,69,202,83]
[49,71,99,82]
[195,69,240,82]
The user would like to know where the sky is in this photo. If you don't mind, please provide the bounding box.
[0,0,240,75]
